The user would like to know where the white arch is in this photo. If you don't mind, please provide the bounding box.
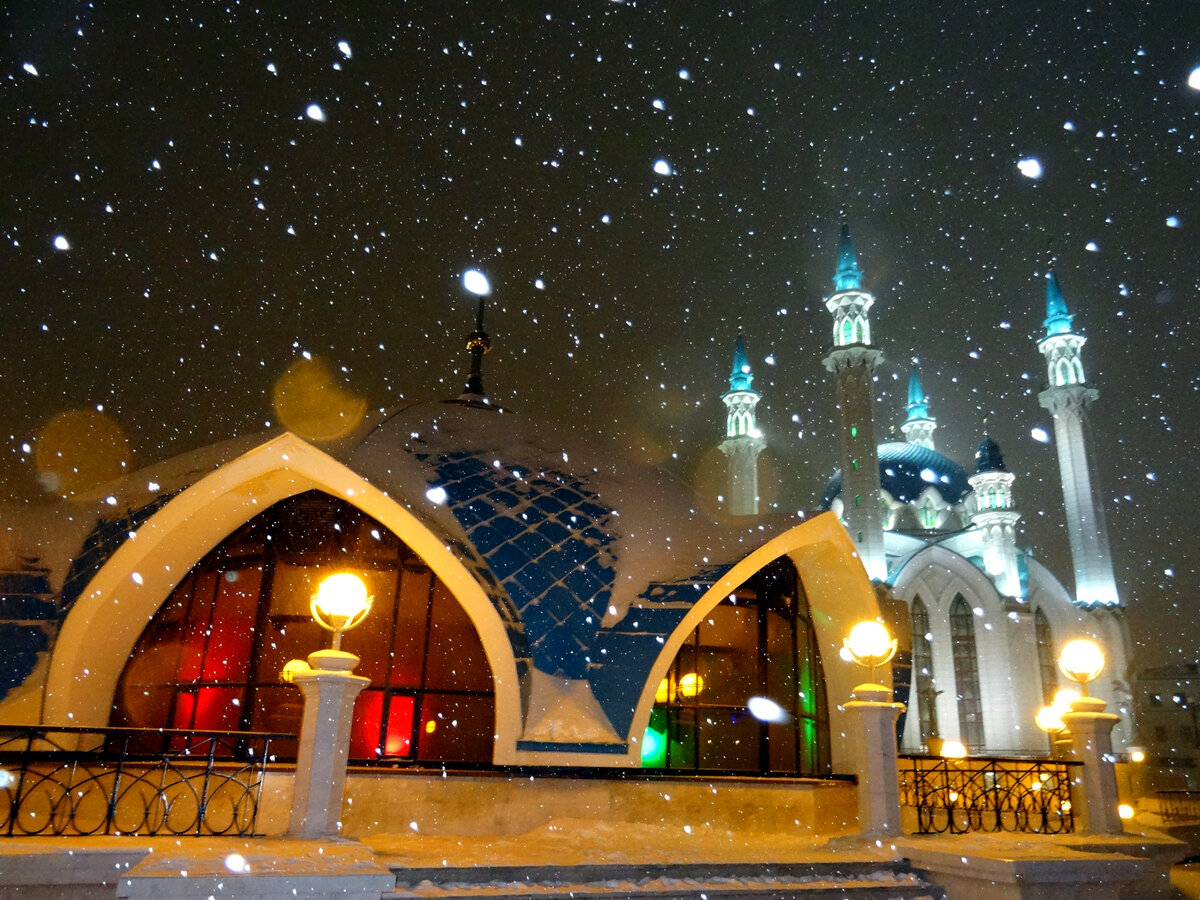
[625,512,881,774]
[43,433,523,757]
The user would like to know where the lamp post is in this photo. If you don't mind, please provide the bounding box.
[286,572,374,839]
[1056,638,1123,835]
[843,620,906,838]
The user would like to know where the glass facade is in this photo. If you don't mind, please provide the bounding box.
[641,558,830,775]
[112,490,496,764]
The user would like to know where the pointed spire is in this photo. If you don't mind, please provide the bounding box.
[832,223,863,292]
[1043,269,1074,337]
[905,368,930,421]
[727,333,754,393]
[458,295,492,404]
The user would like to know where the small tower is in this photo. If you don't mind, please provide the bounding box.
[822,224,887,580]
[901,368,937,450]
[1036,270,1119,606]
[719,333,766,516]
[968,437,1023,598]
[456,295,493,407]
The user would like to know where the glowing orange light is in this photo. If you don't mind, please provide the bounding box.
[272,356,366,442]
[34,408,131,498]
[678,672,704,698]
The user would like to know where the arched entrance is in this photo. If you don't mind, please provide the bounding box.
[112,490,496,764]
[640,558,830,774]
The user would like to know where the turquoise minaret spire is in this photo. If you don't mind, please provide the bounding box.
[901,368,936,450]
[833,224,864,292]
[1043,270,1074,337]
[822,222,886,580]
[1036,269,1119,607]
[720,332,765,516]
[728,333,754,393]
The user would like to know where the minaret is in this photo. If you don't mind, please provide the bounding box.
[719,333,766,516]
[968,437,1023,599]
[822,224,886,580]
[1036,270,1120,607]
[901,368,937,450]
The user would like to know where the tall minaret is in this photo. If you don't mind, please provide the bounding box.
[1036,270,1120,607]
[901,368,937,449]
[719,333,766,516]
[968,437,1023,599]
[822,224,887,580]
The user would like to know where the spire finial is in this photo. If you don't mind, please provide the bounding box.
[833,222,863,291]
[1043,268,1073,338]
[458,269,493,405]
[727,332,754,393]
[905,367,930,422]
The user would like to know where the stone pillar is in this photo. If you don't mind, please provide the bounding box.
[1062,695,1123,835]
[289,649,369,839]
[845,683,906,838]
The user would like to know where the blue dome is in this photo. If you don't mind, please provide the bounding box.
[821,441,971,508]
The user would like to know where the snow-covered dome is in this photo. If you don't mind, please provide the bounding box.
[820,440,971,508]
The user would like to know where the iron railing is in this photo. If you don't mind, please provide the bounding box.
[0,725,290,837]
[1157,790,1200,824]
[899,754,1080,834]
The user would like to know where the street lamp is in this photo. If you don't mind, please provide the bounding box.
[842,620,898,689]
[310,572,373,652]
[1057,638,1105,697]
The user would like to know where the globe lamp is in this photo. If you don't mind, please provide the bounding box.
[311,572,373,651]
[1057,638,1105,697]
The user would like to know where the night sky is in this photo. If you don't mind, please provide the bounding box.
[2,3,1198,669]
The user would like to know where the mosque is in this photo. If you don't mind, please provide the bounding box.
[0,223,1131,788]
[719,225,1132,755]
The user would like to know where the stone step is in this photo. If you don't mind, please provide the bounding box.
[384,861,944,900]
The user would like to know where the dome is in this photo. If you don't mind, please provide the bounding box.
[820,441,971,508]
[974,437,1007,473]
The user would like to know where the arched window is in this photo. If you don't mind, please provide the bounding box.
[1055,358,1074,387]
[112,491,496,764]
[949,595,984,750]
[642,558,830,775]
[1072,358,1085,385]
[911,597,938,748]
[921,499,938,529]
[841,317,855,345]
[1034,608,1057,705]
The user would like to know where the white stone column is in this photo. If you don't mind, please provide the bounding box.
[289,649,370,839]
[845,684,906,838]
[1062,695,1123,835]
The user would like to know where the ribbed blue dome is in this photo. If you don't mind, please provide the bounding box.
[820,441,971,508]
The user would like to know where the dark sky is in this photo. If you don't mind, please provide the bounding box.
[2,2,1198,668]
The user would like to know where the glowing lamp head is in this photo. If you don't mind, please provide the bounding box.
[843,620,898,670]
[1118,803,1135,821]
[1035,705,1066,735]
[462,268,491,296]
[1130,749,1146,763]
[280,658,312,684]
[1052,687,1082,712]
[678,672,704,698]
[311,572,373,649]
[1057,638,1104,692]
[940,740,967,759]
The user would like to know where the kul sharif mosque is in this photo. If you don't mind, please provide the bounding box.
[0,223,1131,773]
[719,224,1132,755]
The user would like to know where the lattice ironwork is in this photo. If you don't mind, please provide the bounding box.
[0,725,287,837]
[1157,790,1200,824]
[899,754,1079,834]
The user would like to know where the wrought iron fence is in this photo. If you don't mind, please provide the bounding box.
[1157,790,1200,824]
[0,725,290,837]
[899,754,1080,834]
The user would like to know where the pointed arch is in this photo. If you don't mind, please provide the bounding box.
[43,433,522,756]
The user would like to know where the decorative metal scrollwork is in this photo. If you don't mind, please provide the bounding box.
[1,726,288,837]
[899,754,1079,834]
